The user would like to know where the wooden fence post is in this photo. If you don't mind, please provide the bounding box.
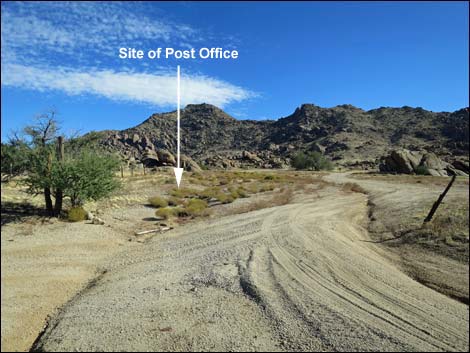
[424,173,456,223]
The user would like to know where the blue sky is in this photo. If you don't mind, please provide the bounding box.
[1,1,468,140]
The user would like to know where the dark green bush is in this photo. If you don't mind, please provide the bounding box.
[155,207,175,219]
[291,151,333,171]
[148,196,168,208]
[415,165,430,175]
[185,199,209,216]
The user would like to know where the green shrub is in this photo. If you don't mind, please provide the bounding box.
[260,183,275,192]
[291,151,333,171]
[68,206,87,222]
[155,207,175,219]
[246,183,260,193]
[167,196,184,206]
[185,199,209,216]
[236,187,248,198]
[174,206,189,217]
[415,165,430,175]
[170,188,197,198]
[229,189,240,200]
[148,196,168,208]
[221,194,235,204]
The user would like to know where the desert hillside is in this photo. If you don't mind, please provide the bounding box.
[96,103,469,170]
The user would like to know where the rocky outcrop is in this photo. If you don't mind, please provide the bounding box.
[379,150,421,174]
[379,149,468,176]
[92,103,468,171]
[181,155,202,172]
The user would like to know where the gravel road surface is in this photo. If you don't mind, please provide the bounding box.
[33,185,469,351]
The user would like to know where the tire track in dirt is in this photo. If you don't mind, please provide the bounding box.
[33,185,469,352]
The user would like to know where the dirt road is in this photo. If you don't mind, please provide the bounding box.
[33,185,469,351]
[0,206,154,352]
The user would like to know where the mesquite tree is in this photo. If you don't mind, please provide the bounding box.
[12,112,120,216]
[22,112,61,216]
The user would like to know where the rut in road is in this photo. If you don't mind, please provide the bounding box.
[33,186,469,352]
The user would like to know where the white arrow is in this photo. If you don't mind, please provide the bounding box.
[173,65,184,187]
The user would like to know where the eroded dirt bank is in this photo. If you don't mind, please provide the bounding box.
[32,185,469,352]
[326,173,469,304]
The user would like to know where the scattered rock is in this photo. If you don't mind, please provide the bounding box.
[92,217,105,225]
[157,149,176,166]
[181,155,202,172]
[380,149,468,176]
[141,150,160,168]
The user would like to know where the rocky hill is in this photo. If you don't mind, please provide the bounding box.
[96,103,469,172]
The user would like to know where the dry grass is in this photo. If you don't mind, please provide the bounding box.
[352,172,469,187]
[3,169,324,224]
[234,188,294,215]
[402,204,470,262]
[341,182,367,195]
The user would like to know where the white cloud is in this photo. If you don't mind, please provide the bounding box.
[1,2,256,108]
[2,63,256,108]
[1,1,206,66]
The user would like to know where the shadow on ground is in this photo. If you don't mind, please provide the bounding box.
[1,201,46,226]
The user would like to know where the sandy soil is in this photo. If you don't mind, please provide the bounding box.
[31,184,469,351]
[0,205,157,352]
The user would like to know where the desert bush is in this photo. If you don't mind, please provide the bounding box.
[415,165,430,175]
[1,141,31,178]
[185,199,209,216]
[155,207,175,219]
[228,186,245,200]
[148,196,168,208]
[167,196,184,206]
[291,151,333,171]
[170,188,198,198]
[68,206,87,222]
[220,194,235,204]
[199,187,234,203]
[236,187,248,198]
[200,187,220,199]
[259,183,275,192]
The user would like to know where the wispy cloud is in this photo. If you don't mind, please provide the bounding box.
[2,63,256,108]
[1,1,204,65]
[1,1,255,108]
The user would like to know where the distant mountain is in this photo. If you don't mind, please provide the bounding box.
[96,103,469,170]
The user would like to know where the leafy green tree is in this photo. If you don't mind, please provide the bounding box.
[52,151,120,207]
[1,141,31,179]
[21,113,60,215]
[291,151,333,171]
[9,112,120,216]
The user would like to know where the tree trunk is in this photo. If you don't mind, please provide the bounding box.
[44,187,54,216]
[53,136,64,216]
[44,152,54,216]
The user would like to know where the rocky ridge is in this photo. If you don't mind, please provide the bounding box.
[96,103,469,174]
